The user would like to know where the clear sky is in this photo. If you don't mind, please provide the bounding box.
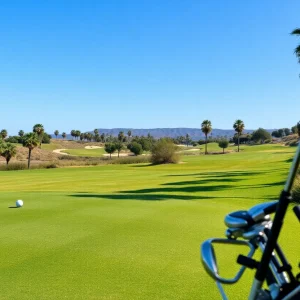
[0,0,299,135]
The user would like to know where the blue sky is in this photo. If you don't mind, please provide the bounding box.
[0,0,299,135]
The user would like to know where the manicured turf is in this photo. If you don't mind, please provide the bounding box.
[0,144,298,299]
[61,148,106,157]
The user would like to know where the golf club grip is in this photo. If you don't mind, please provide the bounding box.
[264,202,278,215]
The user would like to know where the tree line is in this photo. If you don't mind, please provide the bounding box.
[0,124,48,169]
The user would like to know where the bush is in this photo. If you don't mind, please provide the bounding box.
[5,136,21,143]
[252,128,272,143]
[290,141,299,147]
[110,156,150,164]
[150,139,180,164]
[218,139,229,153]
[127,142,143,155]
[0,162,27,171]
[42,133,51,144]
[45,162,58,168]
[104,143,116,158]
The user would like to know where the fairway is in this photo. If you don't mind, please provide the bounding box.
[61,148,106,157]
[0,144,299,299]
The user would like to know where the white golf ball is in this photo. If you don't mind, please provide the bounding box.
[16,200,24,208]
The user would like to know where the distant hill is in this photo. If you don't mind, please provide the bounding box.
[58,128,275,140]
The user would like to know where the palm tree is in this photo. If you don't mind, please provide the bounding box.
[22,132,39,169]
[201,120,212,154]
[127,130,132,141]
[118,131,125,142]
[233,119,245,152]
[291,28,300,63]
[71,130,76,140]
[76,130,81,140]
[185,134,191,147]
[18,130,24,138]
[114,141,124,158]
[94,129,99,135]
[62,132,66,140]
[54,130,59,138]
[33,124,44,148]
[0,142,17,166]
[0,129,8,140]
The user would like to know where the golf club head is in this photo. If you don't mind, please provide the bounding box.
[201,238,256,284]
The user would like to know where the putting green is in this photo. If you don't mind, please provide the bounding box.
[0,144,298,299]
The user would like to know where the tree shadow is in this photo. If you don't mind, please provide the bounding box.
[70,193,263,201]
[165,171,265,178]
[234,181,285,190]
[69,169,284,202]
[161,177,240,186]
[119,184,232,194]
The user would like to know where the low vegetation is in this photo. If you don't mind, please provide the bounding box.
[150,138,180,164]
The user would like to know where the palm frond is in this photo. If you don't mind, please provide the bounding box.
[295,45,300,56]
[291,28,300,36]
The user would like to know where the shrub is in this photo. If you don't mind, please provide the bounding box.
[0,162,27,171]
[251,128,272,143]
[42,133,51,144]
[139,139,152,151]
[110,156,150,164]
[218,139,229,153]
[5,136,21,143]
[150,139,180,164]
[128,142,143,156]
[290,141,298,147]
[104,143,116,158]
[44,162,58,168]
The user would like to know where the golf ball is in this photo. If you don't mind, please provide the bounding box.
[16,200,23,208]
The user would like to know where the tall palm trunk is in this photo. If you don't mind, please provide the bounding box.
[205,134,208,154]
[238,134,240,152]
[110,153,111,159]
[28,148,32,169]
[223,148,225,154]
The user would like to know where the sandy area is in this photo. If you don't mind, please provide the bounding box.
[103,153,134,157]
[53,149,69,155]
[84,146,103,149]
[183,148,200,152]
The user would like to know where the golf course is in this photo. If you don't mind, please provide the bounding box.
[0,143,299,299]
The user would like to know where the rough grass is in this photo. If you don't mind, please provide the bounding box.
[0,144,298,299]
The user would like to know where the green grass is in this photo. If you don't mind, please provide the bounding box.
[61,148,106,157]
[41,143,63,151]
[0,144,298,299]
